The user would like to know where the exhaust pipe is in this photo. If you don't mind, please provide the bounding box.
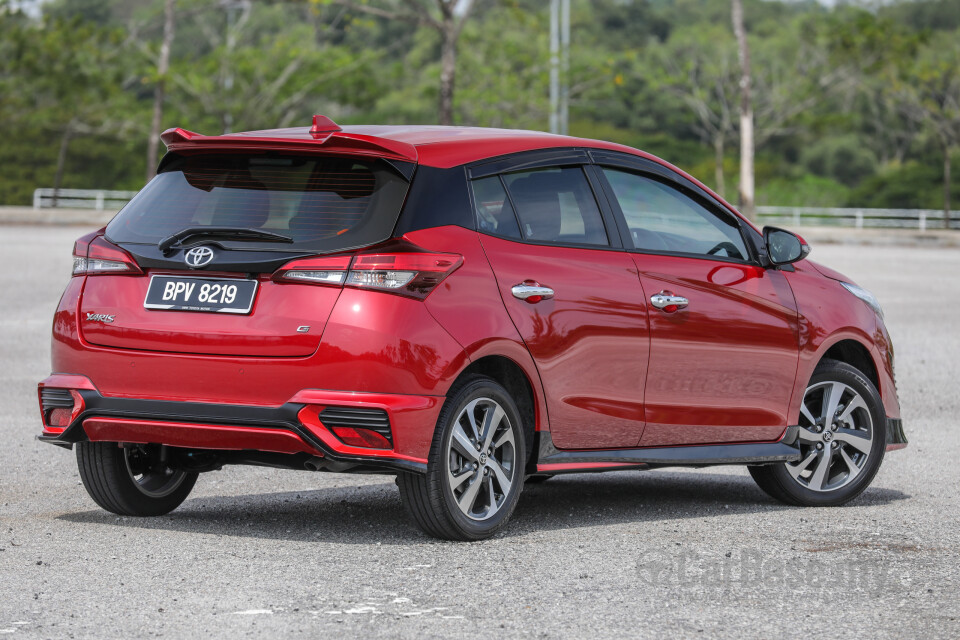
[304,456,357,473]
[304,457,326,472]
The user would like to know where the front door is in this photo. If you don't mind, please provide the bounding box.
[471,166,650,449]
[597,164,800,446]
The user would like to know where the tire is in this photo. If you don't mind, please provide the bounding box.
[76,442,198,516]
[750,359,887,507]
[398,376,526,540]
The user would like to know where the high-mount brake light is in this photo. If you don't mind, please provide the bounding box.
[72,236,142,276]
[273,246,463,299]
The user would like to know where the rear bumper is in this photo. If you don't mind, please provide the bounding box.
[886,418,907,451]
[37,374,441,473]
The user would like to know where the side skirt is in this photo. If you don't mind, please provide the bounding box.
[534,427,801,475]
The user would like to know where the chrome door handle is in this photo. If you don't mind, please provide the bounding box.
[650,292,688,311]
[511,284,554,302]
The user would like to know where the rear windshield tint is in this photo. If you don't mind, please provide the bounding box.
[106,154,412,252]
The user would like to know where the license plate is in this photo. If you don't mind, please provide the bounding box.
[144,275,258,314]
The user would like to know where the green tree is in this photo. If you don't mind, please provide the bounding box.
[316,0,484,125]
[0,7,143,203]
[900,32,960,224]
[649,26,739,198]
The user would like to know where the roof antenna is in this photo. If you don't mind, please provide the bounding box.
[310,115,341,135]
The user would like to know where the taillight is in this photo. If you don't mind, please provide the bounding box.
[73,236,142,276]
[347,252,463,299]
[273,255,352,285]
[273,244,462,299]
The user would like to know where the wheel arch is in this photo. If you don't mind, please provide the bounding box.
[818,338,880,393]
[450,354,540,463]
[790,329,898,424]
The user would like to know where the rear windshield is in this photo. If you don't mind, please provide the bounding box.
[106,154,412,252]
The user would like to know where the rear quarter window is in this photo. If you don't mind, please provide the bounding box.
[500,167,609,246]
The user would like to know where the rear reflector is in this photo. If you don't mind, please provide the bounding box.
[330,427,392,449]
[297,405,394,450]
[48,408,74,428]
[273,243,462,299]
[39,388,85,431]
[320,406,392,445]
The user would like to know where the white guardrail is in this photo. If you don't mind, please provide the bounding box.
[33,188,139,211]
[30,188,959,231]
[756,206,959,231]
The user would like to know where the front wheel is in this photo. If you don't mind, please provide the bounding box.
[76,442,198,516]
[398,376,526,540]
[750,359,887,506]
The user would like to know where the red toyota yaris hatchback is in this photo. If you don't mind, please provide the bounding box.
[38,116,905,540]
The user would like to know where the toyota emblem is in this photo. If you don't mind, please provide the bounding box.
[184,246,215,268]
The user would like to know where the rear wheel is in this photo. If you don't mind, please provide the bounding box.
[76,442,198,516]
[398,376,526,540]
[750,359,886,506]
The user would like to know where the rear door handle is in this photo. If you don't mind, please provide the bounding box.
[650,292,688,312]
[511,283,554,302]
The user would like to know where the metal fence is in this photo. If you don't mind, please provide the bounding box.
[33,188,138,211]
[756,206,960,231]
[28,188,960,231]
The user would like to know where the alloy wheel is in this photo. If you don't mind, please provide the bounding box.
[446,397,517,521]
[788,381,875,492]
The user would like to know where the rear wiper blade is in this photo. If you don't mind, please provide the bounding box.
[158,227,294,253]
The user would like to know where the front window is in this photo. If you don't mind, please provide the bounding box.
[602,168,748,260]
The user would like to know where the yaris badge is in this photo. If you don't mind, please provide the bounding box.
[184,246,215,268]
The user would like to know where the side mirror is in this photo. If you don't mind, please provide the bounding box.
[763,226,810,266]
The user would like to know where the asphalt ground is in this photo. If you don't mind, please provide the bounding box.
[0,225,957,639]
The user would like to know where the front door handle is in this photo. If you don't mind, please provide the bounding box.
[650,292,688,312]
[511,283,554,303]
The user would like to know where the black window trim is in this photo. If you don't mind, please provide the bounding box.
[588,150,761,266]
[495,173,525,239]
[467,148,590,179]
[467,161,623,251]
[584,164,632,253]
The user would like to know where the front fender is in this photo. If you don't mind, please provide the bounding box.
[786,262,898,423]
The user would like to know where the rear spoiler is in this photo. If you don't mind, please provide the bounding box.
[159,127,419,164]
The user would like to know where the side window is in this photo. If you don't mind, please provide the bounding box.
[602,168,748,260]
[470,176,521,239]
[502,167,609,246]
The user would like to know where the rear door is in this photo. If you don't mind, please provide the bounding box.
[80,153,411,357]
[472,161,650,450]
[593,155,800,446]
